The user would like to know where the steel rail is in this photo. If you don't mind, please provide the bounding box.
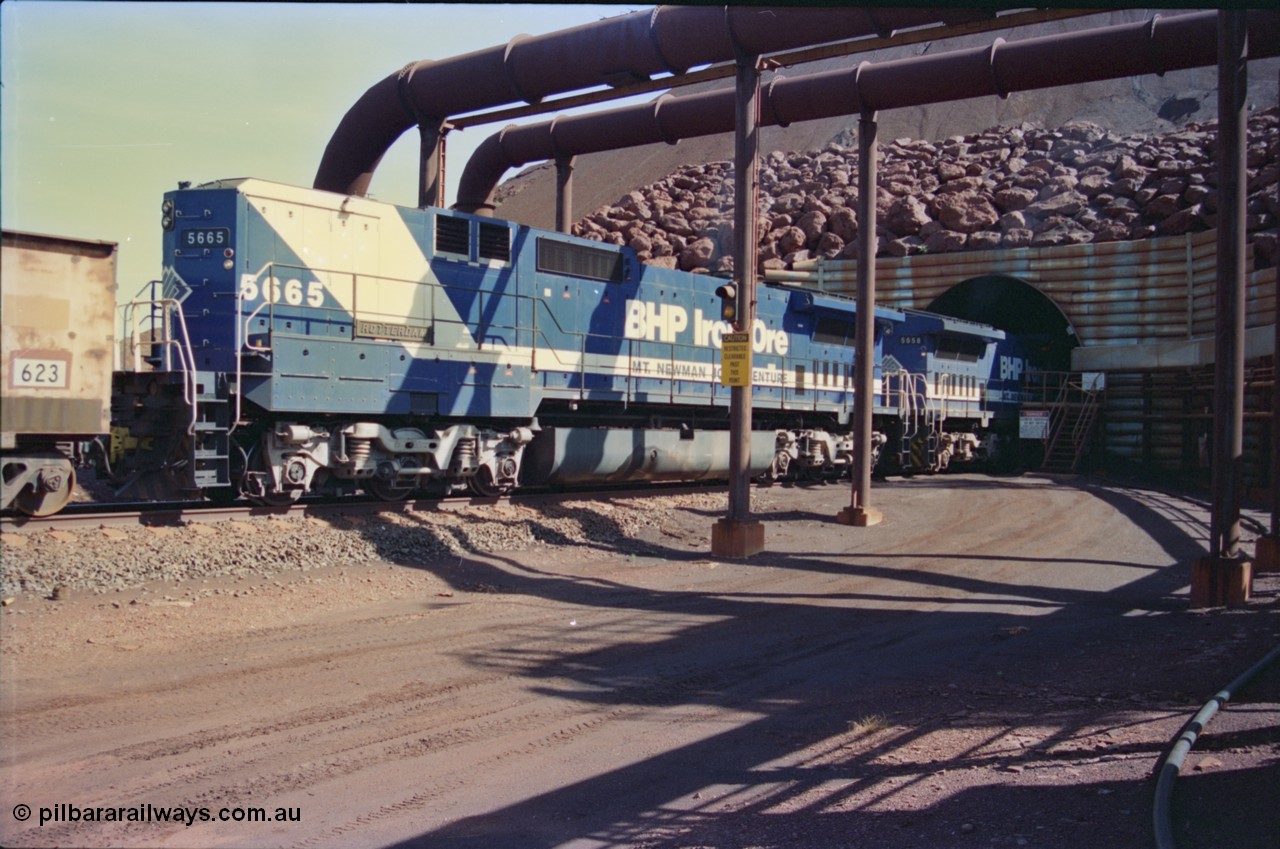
[0,481,733,534]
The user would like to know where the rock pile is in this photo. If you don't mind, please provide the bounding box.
[572,109,1279,274]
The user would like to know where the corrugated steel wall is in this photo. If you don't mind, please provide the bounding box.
[782,230,1277,346]
[1099,363,1273,491]
[770,231,1276,486]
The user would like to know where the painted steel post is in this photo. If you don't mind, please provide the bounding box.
[417,120,448,209]
[711,48,765,558]
[555,155,577,234]
[839,107,883,528]
[1259,64,1280,574]
[1194,10,1253,604]
[1273,64,1280,545]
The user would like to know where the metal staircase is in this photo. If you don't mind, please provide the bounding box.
[883,369,945,472]
[1039,373,1102,473]
[116,284,233,496]
[190,375,232,490]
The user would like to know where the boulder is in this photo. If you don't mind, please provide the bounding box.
[885,196,932,236]
[796,210,828,243]
[678,237,717,271]
[934,193,1000,234]
[777,226,808,255]
[1145,193,1184,220]
[1031,217,1094,247]
[571,107,1277,272]
[968,230,1003,251]
[923,229,968,253]
[887,235,925,257]
[829,207,858,243]
[1158,205,1205,236]
[994,186,1038,211]
[1025,191,1089,219]
[1002,228,1034,248]
[816,232,846,258]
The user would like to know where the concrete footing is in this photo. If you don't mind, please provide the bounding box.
[1190,555,1253,608]
[1255,535,1280,573]
[836,506,883,527]
[711,519,765,558]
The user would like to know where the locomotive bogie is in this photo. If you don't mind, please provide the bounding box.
[0,452,78,517]
[934,431,982,471]
[247,420,538,502]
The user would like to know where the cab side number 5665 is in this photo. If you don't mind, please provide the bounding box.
[240,277,325,307]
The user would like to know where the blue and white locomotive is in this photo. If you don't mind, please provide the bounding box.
[114,178,949,504]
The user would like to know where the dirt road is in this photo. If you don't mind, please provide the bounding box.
[2,474,1277,848]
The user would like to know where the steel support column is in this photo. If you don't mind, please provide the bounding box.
[555,155,577,234]
[1193,10,1253,605]
[839,109,883,528]
[417,120,448,209]
[711,52,765,558]
[1255,67,1280,573]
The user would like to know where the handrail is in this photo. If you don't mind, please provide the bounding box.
[1036,371,1103,471]
[241,300,273,352]
[119,291,200,436]
[1041,378,1073,462]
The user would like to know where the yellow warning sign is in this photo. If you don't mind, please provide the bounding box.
[720,332,752,387]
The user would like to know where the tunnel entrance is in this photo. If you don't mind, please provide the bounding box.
[927,274,1079,371]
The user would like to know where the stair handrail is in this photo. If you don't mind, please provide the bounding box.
[1039,377,1073,467]
[119,288,200,436]
[1036,372,1104,472]
[1067,379,1102,469]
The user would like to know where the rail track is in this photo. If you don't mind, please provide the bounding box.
[0,480,732,534]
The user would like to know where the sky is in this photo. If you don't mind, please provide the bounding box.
[1,2,645,298]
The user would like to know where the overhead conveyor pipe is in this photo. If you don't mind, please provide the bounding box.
[312,6,998,205]
[453,9,1280,215]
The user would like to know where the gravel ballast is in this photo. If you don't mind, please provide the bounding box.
[0,494,734,600]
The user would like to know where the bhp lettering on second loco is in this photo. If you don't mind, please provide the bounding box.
[624,299,789,355]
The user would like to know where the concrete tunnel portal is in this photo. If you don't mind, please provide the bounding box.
[927,274,1079,372]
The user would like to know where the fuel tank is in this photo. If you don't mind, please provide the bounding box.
[523,427,777,486]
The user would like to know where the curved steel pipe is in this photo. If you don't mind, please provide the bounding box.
[1152,642,1280,849]
[312,6,996,200]
[454,9,1280,215]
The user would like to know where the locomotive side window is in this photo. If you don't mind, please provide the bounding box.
[478,222,511,263]
[435,216,470,257]
[813,316,853,346]
[537,238,627,283]
[935,335,987,362]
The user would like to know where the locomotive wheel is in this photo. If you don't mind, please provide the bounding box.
[799,464,833,484]
[244,446,301,508]
[14,465,76,517]
[362,477,415,502]
[768,451,793,483]
[252,487,301,508]
[467,467,511,498]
